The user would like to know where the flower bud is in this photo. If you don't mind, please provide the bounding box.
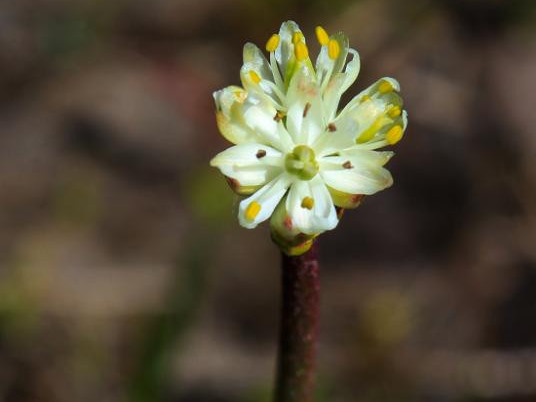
[270,198,317,256]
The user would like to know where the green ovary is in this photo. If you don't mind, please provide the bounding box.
[285,145,319,180]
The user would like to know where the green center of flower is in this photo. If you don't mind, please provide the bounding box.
[285,145,319,180]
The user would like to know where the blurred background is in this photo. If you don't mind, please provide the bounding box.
[1,0,536,401]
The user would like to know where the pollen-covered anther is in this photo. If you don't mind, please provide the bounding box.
[303,102,311,118]
[233,90,247,102]
[256,149,267,159]
[342,161,353,169]
[294,41,309,62]
[378,81,394,94]
[292,31,304,44]
[386,125,403,145]
[245,201,261,221]
[328,123,337,132]
[273,111,285,122]
[388,106,401,118]
[249,70,262,84]
[301,197,315,210]
[328,39,340,60]
[266,34,280,52]
[315,26,329,46]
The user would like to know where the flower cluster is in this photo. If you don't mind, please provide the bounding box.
[210,21,407,254]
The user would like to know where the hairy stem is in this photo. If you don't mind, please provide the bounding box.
[275,242,320,402]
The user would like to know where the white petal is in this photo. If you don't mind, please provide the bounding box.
[322,49,361,120]
[210,143,284,186]
[242,98,294,152]
[239,174,292,229]
[285,66,324,145]
[311,124,355,157]
[243,43,272,79]
[285,176,338,235]
[214,86,257,144]
[337,77,402,123]
[319,153,393,195]
[275,21,301,79]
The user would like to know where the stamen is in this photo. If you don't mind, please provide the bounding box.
[249,70,261,84]
[388,106,401,118]
[265,34,280,52]
[342,161,353,169]
[269,52,283,88]
[360,95,371,102]
[292,31,304,44]
[357,116,389,143]
[386,125,403,145]
[303,102,311,118]
[245,201,261,221]
[328,39,340,60]
[328,123,337,132]
[264,80,287,103]
[378,80,393,94]
[301,197,315,210]
[233,90,246,102]
[294,41,309,62]
[315,26,329,46]
[273,111,285,122]
[256,149,267,159]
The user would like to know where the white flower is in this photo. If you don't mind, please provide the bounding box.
[210,21,408,238]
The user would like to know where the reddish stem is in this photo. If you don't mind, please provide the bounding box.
[275,242,320,402]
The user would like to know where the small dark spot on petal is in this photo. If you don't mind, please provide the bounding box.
[274,111,284,122]
[303,102,311,118]
[342,161,353,169]
[284,215,293,230]
[351,194,365,204]
[328,123,337,132]
[225,176,240,190]
[256,149,267,159]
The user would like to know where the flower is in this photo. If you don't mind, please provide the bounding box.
[210,21,407,251]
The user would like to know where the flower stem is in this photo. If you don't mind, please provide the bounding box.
[275,242,319,402]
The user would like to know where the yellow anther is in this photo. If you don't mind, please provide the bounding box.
[388,106,401,118]
[357,116,389,143]
[301,197,315,210]
[266,34,280,52]
[378,80,393,94]
[315,26,329,46]
[249,70,262,84]
[386,125,403,145]
[294,41,309,62]
[292,31,304,44]
[233,90,246,102]
[245,201,261,221]
[328,39,340,60]
[360,95,371,102]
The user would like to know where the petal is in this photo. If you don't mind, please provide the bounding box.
[285,176,338,235]
[315,32,349,82]
[214,86,257,144]
[319,151,393,195]
[311,122,356,157]
[240,43,286,108]
[275,21,302,82]
[242,97,294,152]
[332,78,405,145]
[243,43,272,80]
[210,143,284,186]
[239,174,292,229]
[322,49,361,120]
[285,66,324,145]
